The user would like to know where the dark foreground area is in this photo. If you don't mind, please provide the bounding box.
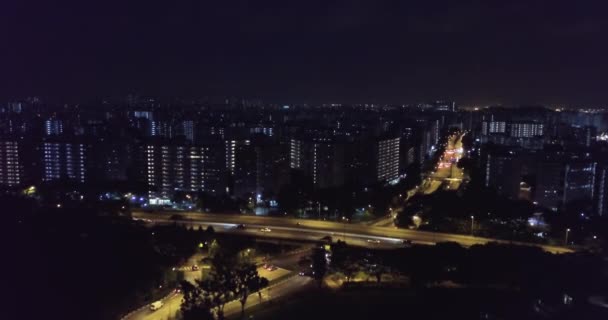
[249,287,608,320]
[5,193,608,320]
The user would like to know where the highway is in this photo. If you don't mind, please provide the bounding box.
[133,211,572,254]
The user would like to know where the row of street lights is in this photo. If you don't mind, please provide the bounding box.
[472,220,578,248]
[470,218,579,248]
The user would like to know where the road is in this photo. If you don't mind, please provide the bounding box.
[133,211,572,254]
[125,249,312,320]
[224,275,312,319]
[370,133,465,227]
[127,274,311,320]
[425,132,465,192]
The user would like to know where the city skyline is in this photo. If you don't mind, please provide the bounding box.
[4,2,608,319]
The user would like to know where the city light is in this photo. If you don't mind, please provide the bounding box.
[3,4,607,317]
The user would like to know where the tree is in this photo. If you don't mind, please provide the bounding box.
[206,226,216,234]
[329,240,349,270]
[329,241,360,281]
[277,169,313,214]
[256,277,270,301]
[199,254,234,319]
[311,247,327,287]
[208,239,220,257]
[180,281,214,320]
[343,259,361,282]
[231,263,269,316]
[456,157,474,172]
[368,254,388,283]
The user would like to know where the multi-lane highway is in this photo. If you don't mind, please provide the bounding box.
[133,211,572,254]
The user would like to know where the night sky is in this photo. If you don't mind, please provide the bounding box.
[1,0,607,105]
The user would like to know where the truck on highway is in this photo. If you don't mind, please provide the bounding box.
[150,300,164,311]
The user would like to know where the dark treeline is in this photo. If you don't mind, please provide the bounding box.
[329,241,605,303]
[3,193,258,320]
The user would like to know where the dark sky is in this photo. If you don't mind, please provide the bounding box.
[1,0,607,106]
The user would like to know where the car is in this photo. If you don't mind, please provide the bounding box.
[260,227,271,232]
[236,224,246,230]
[366,239,381,244]
[299,269,313,277]
[150,301,164,311]
[402,239,413,247]
[263,264,277,271]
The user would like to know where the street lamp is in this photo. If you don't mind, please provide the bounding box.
[317,201,321,220]
[470,216,474,235]
[342,216,348,241]
[565,228,570,246]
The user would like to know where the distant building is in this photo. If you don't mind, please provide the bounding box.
[133,111,153,120]
[42,140,87,183]
[151,120,173,138]
[508,122,544,138]
[289,133,402,188]
[250,127,274,137]
[289,137,345,188]
[376,136,400,182]
[232,139,256,197]
[433,101,457,112]
[87,140,131,182]
[233,137,290,198]
[140,139,227,200]
[534,153,596,211]
[254,139,290,197]
[481,145,522,199]
[0,140,23,186]
[555,125,596,147]
[182,120,195,142]
[595,162,608,216]
[7,102,23,113]
[481,120,507,135]
[400,143,416,169]
[45,118,64,136]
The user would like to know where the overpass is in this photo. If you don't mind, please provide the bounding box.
[133,211,573,254]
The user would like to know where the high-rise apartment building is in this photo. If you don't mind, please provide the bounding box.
[481,147,522,199]
[45,118,64,136]
[376,137,400,182]
[481,121,507,135]
[509,122,544,138]
[42,140,87,183]
[0,140,23,186]
[534,154,596,211]
[141,139,227,200]
[289,137,345,188]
